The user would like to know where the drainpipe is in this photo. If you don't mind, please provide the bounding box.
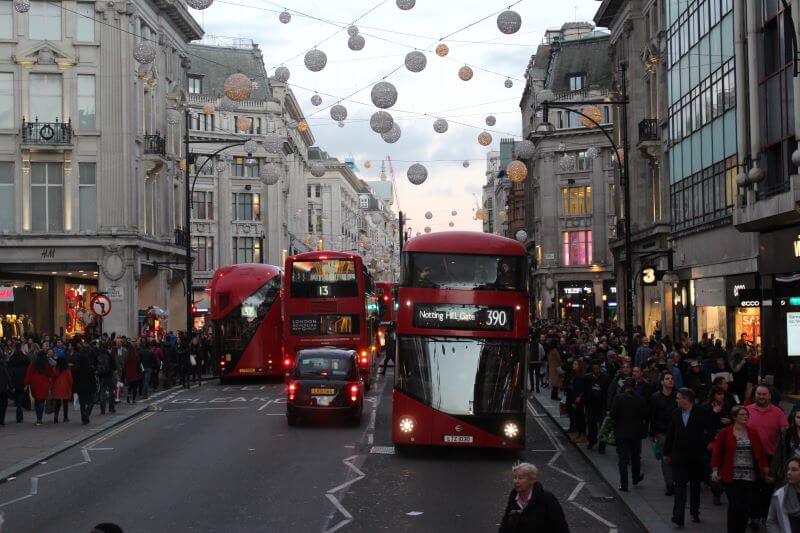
[746,0,765,185]
[734,0,748,163]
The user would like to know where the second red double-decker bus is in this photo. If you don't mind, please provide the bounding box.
[392,231,529,449]
[209,263,283,380]
[283,251,380,389]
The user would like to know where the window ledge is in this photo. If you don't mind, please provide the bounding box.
[0,39,18,44]
[0,128,17,135]
[74,41,101,47]
[75,130,100,136]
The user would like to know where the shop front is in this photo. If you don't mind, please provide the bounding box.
[726,274,761,350]
[602,280,617,324]
[558,281,595,322]
[694,276,727,343]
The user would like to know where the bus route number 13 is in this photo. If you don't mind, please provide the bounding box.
[318,285,330,296]
[486,309,507,327]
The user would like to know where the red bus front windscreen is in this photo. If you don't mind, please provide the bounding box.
[290,259,357,298]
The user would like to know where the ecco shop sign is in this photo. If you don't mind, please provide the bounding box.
[738,289,761,308]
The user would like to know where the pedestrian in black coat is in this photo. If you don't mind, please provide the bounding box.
[71,352,97,425]
[610,378,647,491]
[0,353,10,425]
[8,345,29,422]
[582,360,610,450]
[663,387,712,526]
[498,462,569,533]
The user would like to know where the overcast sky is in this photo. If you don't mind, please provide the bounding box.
[193,0,602,233]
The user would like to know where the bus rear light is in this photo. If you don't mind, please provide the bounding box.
[360,356,368,365]
[267,359,273,365]
[399,416,415,434]
[383,296,389,301]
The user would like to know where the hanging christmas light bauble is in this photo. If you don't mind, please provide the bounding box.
[558,153,576,172]
[425,211,433,219]
[347,24,359,36]
[396,0,415,9]
[381,123,401,143]
[499,210,507,221]
[348,34,366,51]
[478,131,493,146]
[133,41,156,64]
[436,43,449,57]
[202,102,216,115]
[219,97,238,112]
[297,120,309,132]
[515,229,528,242]
[449,221,454,227]
[260,164,281,185]
[506,160,528,183]
[310,162,326,177]
[244,157,258,169]
[310,94,322,106]
[485,115,496,126]
[279,10,291,23]
[304,49,327,72]
[586,146,601,160]
[462,161,470,168]
[263,133,283,154]
[405,51,427,72]
[13,0,30,13]
[458,65,474,81]
[370,111,394,134]
[433,118,448,133]
[371,81,398,109]
[243,139,259,154]
[407,163,428,185]
[515,139,535,159]
[222,73,252,104]
[166,109,181,125]
[451,210,458,216]
[274,66,290,82]
[504,78,513,88]
[330,104,348,121]
[187,0,213,8]
[236,116,252,131]
[338,121,345,128]
[580,106,603,128]
[364,161,372,169]
[497,10,522,34]
[474,208,486,221]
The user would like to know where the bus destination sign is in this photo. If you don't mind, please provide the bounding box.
[413,304,514,332]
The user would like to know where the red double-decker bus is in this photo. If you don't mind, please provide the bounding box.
[283,251,380,389]
[392,232,529,449]
[209,263,283,380]
[375,281,398,353]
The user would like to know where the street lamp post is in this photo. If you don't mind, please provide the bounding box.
[534,63,634,355]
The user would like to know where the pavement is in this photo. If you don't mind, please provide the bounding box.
[531,388,728,533]
[0,368,645,532]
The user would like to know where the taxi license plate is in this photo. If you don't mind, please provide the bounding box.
[311,388,336,395]
[443,435,473,443]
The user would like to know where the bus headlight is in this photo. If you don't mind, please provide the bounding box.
[503,422,519,439]
[399,416,415,434]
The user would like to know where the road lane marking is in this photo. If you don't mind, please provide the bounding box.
[568,481,586,501]
[163,407,249,411]
[257,401,273,411]
[570,501,618,529]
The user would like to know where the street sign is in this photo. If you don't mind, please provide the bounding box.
[105,286,124,301]
[90,294,112,317]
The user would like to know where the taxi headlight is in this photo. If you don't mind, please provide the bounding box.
[399,416,415,434]
[503,422,519,439]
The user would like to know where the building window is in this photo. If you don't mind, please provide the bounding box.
[75,3,95,41]
[0,73,12,128]
[29,1,61,40]
[562,230,592,266]
[0,1,12,39]
[670,155,738,231]
[0,162,13,231]
[232,192,260,221]
[233,237,262,264]
[78,163,96,231]
[192,236,214,271]
[188,76,202,94]
[668,58,735,142]
[561,186,592,216]
[569,73,586,91]
[77,75,95,130]
[576,150,590,170]
[307,184,321,198]
[359,195,369,209]
[30,163,63,232]
[230,157,258,177]
[29,73,62,122]
[191,190,213,220]
[192,113,214,132]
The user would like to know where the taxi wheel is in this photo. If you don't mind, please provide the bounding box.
[350,411,362,427]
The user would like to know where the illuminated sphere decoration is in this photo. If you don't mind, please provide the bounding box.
[202,102,216,115]
[243,139,259,155]
[458,65,474,81]
[405,51,427,73]
[310,162,326,178]
[236,116,253,131]
[260,164,282,185]
[347,25,359,36]
[425,211,433,220]
[370,111,394,134]
[474,208,486,221]
[364,161,372,169]
[506,160,528,183]
[436,43,449,57]
[424,226,431,234]
[449,221,454,227]
[330,104,348,121]
[504,78,513,88]
[338,121,345,128]
[278,10,291,23]
[515,229,528,243]
[559,153,577,172]
[263,133,283,154]
[396,0,415,9]
[478,131,493,146]
[166,110,181,125]
[497,10,522,34]
[219,97,238,112]
[187,0,213,9]
[499,210,507,221]
[274,66,290,82]
[304,49,327,72]
[580,106,603,129]
[310,94,322,106]
[224,73,252,103]
[462,161,469,168]
[370,82,398,109]
[586,146,601,160]
[381,123,401,143]
[297,120,309,133]
[515,139,535,159]
[407,163,428,185]
[433,118,449,133]
[13,0,30,13]
[348,34,366,51]
[133,41,157,64]
[451,210,458,216]
[485,115,496,126]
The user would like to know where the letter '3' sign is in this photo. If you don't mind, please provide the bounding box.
[642,267,657,286]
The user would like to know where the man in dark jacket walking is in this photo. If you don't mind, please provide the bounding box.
[95,343,117,414]
[582,360,610,451]
[8,343,29,423]
[498,462,569,533]
[610,378,647,492]
[649,372,678,495]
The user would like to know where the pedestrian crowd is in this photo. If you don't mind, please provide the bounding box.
[526,319,800,532]
[0,330,214,427]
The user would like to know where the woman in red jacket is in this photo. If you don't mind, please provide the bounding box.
[51,356,72,423]
[711,404,770,533]
[24,350,53,426]
[123,343,142,403]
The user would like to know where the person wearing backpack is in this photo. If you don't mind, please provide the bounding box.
[96,342,117,414]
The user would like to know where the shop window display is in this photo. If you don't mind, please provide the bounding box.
[735,307,761,351]
[65,284,97,337]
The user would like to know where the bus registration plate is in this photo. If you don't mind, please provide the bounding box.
[311,388,336,395]
[443,435,473,443]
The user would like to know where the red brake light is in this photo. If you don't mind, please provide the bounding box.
[383,296,389,301]
[350,384,359,394]
[288,382,296,401]
[283,357,292,367]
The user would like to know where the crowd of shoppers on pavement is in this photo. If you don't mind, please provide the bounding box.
[527,319,800,532]
[0,330,214,427]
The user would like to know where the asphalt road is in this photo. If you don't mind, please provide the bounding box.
[0,372,644,533]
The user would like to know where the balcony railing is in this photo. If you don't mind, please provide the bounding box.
[143,133,166,156]
[174,228,189,247]
[22,118,72,145]
[638,118,659,144]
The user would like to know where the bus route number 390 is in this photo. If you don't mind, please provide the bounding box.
[485,309,507,327]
